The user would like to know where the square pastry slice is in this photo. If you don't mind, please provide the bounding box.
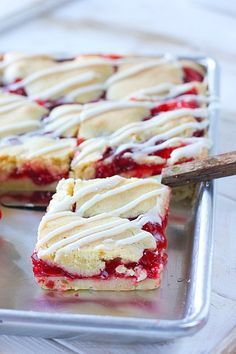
[71,108,210,179]
[32,176,170,291]
[0,136,76,191]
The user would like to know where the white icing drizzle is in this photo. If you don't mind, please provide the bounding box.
[65,83,106,101]
[105,57,178,87]
[48,176,122,213]
[38,217,128,257]
[0,100,28,113]
[111,108,207,139]
[26,140,74,158]
[0,93,47,137]
[29,71,98,100]
[128,82,201,100]
[38,213,109,248]
[0,93,24,103]
[48,104,83,122]
[55,219,149,256]
[150,120,208,141]
[71,138,107,166]
[117,136,210,157]
[43,105,82,136]
[0,93,38,114]
[44,113,81,137]
[9,58,113,90]
[38,210,157,259]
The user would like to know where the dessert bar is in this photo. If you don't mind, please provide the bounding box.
[0,136,76,191]
[32,176,170,291]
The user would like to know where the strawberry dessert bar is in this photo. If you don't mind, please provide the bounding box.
[0,136,76,191]
[32,176,170,291]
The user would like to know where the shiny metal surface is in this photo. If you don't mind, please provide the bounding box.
[0,57,218,341]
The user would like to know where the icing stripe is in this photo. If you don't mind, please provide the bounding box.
[0,100,29,113]
[79,100,151,122]
[48,105,82,121]
[105,57,178,87]
[65,83,106,101]
[55,219,147,255]
[30,71,98,100]
[10,58,113,89]
[116,136,210,156]
[128,82,205,100]
[44,114,81,137]
[37,213,110,248]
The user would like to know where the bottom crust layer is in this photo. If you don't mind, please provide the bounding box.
[0,178,57,191]
[36,276,161,291]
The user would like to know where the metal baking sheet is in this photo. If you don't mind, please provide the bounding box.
[0,56,218,342]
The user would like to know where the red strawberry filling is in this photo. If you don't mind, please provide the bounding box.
[150,97,199,116]
[32,218,168,287]
[8,78,27,96]
[94,141,193,178]
[183,67,204,83]
[8,163,68,186]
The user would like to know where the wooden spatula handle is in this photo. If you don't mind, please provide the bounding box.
[162,151,236,187]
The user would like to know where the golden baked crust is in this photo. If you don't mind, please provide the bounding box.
[37,276,161,291]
